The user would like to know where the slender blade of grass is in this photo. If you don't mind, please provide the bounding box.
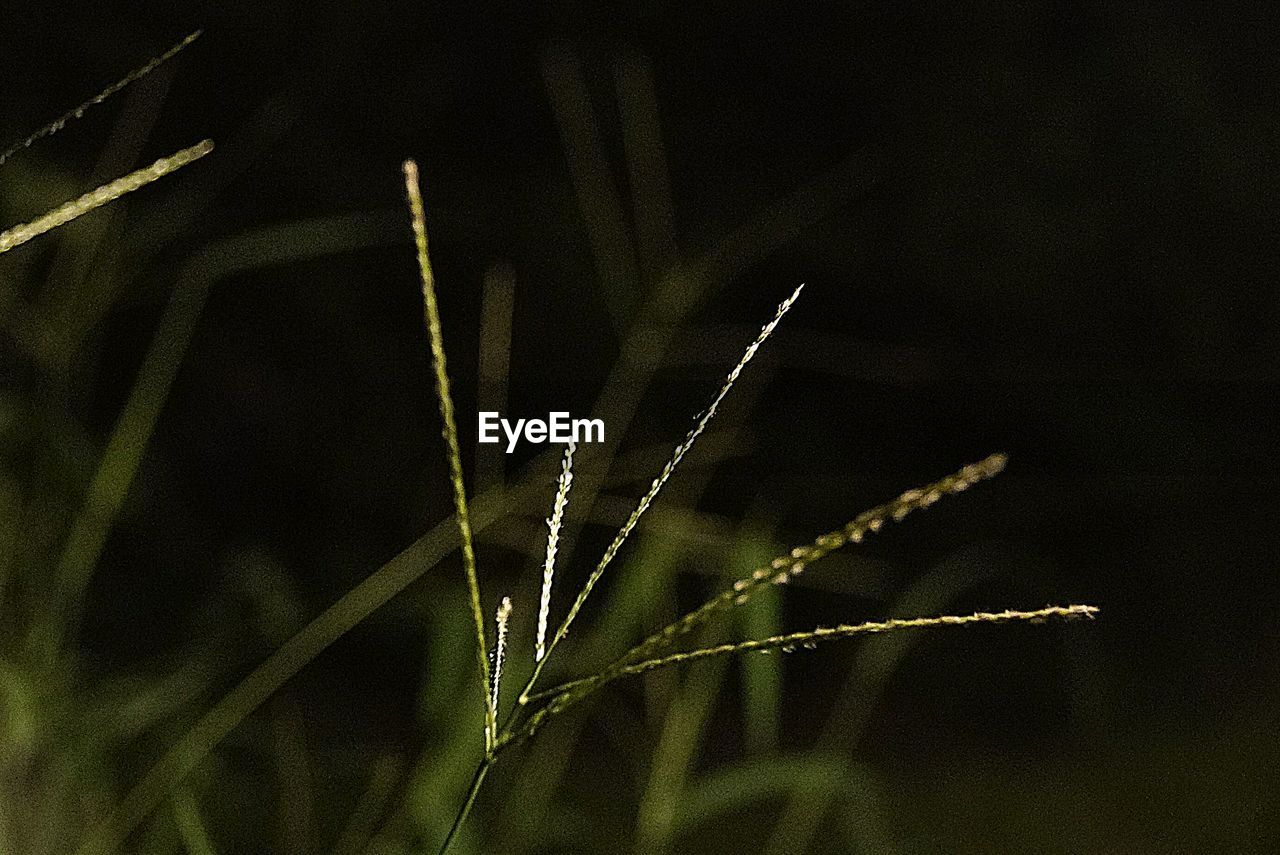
[634,637,730,855]
[674,754,855,838]
[525,606,1098,714]
[475,263,516,492]
[330,753,402,855]
[614,50,677,283]
[0,31,202,167]
[520,283,804,700]
[403,159,494,748]
[0,140,213,256]
[170,788,218,855]
[541,44,640,330]
[735,530,782,754]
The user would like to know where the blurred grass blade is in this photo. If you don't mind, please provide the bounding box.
[674,753,851,836]
[170,788,218,855]
[475,262,516,492]
[270,698,313,855]
[28,159,223,662]
[635,634,731,854]
[734,530,782,754]
[614,50,677,283]
[0,471,21,613]
[542,43,640,330]
[330,754,403,855]
[634,530,764,855]
[762,554,1009,855]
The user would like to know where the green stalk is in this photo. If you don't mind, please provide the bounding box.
[437,761,492,855]
[403,159,495,750]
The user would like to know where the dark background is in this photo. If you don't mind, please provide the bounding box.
[1,2,1277,853]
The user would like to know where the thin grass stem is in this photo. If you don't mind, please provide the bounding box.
[614,50,677,282]
[437,761,491,855]
[0,140,213,256]
[402,159,494,749]
[0,31,202,167]
[519,283,804,703]
[612,453,1009,671]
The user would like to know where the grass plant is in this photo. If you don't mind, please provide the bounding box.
[396,162,1096,853]
[0,32,1100,855]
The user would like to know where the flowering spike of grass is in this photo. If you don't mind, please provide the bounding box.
[402,159,494,750]
[509,605,1098,744]
[520,283,805,700]
[0,31,202,168]
[0,140,213,256]
[537,442,576,662]
[492,597,513,714]
[547,605,1097,697]
[613,453,1009,670]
